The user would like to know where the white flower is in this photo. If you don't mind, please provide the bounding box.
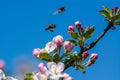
[0,69,5,79]
[32,71,48,80]
[0,69,18,80]
[45,41,57,53]
[47,62,69,80]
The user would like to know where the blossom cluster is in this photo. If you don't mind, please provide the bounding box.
[33,35,74,59]
[32,62,72,80]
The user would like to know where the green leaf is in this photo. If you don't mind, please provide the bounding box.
[115,21,120,25]
[78,39,84,45]
[111,14,120,21]
[76,64,86,74]
[99,10,111,20]
[38,53,51,62]
[24,73,33,80]
[103,6,112,17]
[52,53,60,63]
[71,52,82,63]
[83,26,95,40]
[70,32,79,39]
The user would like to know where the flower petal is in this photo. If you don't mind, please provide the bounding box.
[0,69,5,79]
[56,62,65,73]
[32,72,41,80]
[47,62,57,73]
[45,41,57,53]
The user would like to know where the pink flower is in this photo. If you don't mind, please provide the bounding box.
[38,63,47,74]
[63,41,74,52]
[53,35,64,47]
[82,51,89,59]
[112,6,118,11]
[75,21,81,28]
[64,76,72,80]
[45,41,57,53]
[68,25,74,34]
[87,61,93,66]
[86,26,90,31]
[33,48,41,58]
[0,60,5,69]
[90,53,98,60]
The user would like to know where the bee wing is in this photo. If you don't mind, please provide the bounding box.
[53,11,59,15]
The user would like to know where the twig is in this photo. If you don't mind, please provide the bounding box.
[64,23,113,70]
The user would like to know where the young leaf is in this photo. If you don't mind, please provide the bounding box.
[38,53,51,62]
[83,26,95,40]
[111,14,120,21]
[99,10,111,20]
[76,64,86,74]
[24,73,33,80]
[103,6,112,17]
[52,53,61,63]
[70,32,79,39]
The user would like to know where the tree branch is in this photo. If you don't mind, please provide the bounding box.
[65,22,113,70]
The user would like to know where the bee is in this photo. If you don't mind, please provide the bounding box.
[53,6,65,14]
[45,24,56,32]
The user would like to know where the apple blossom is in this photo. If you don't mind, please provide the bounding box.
[0,60,5,69]
[86,61,93,66]
[47,62,70,80]
[53,35,64,47]
[82,51,89,59]
[64,76,72,80]
[112,6,118,11]
[33,48,41,58]
[90,53,98,60]
[75,21,81,28]
[38,63,47,74]
[85,26,90,31]
[32,71,47,80]
[68,25,74,34]
[45,41,57,53]
[63,41,74,52]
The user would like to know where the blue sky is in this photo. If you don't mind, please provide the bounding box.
[0,0,120,80]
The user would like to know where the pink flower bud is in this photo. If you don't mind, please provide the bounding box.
[63,41,74,52]
[0,60,5,69]
[38,63,47,74]
[87,61,93,66]
[86,26,90,31]
[64,77,72,80]
[90,53,98,60]
[68,25,74,34]
[33,48,41,58]
[112,6,118,11]
[75,21,81,28]
[82,51,89,59]
[53,35,64,47]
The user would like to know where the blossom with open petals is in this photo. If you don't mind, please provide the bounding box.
[32,71,48,80]
[45,41,57,53]
[47,62,69,80]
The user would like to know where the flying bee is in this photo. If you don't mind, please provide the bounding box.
[45,24,56,32]
[53,6,65,15]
